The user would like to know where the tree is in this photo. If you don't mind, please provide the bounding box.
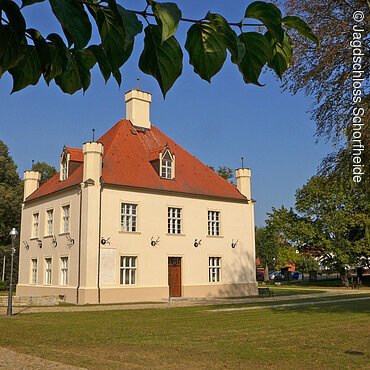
[32,161,57,184]
[0,0,318,96]
[255,226,279,281]
[0,140,22,285]
[281,0,369,142]
[267,174,370,286]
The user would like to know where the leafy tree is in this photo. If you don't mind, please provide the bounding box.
[0,0,318,96]
[281,0,369,142]
[32,161,57,184]
[255,226,279,281]
[0,140,22,285]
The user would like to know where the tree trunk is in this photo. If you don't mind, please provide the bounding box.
[340,268,349,287]
[264,264,269,282]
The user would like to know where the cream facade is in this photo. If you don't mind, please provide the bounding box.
[17,90,257,304]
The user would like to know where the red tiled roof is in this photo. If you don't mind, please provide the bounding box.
[67,147,83,162]
[26,120,246,202]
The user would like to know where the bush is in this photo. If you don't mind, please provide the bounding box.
[0,281,7,291]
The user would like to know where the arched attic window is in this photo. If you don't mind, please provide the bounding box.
[160,148,175,179]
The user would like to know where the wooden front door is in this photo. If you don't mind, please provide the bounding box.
[168,257,182,297]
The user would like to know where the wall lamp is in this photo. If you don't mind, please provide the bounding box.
[66,234,74,247]
[52,236,57,248]
[101,237,110,245]
[231,239,239,249]
[23,241,29,250]
[151,236,160,247]
[194,239,202,248]
[37,239,42,248]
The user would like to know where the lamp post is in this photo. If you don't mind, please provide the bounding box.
[7,228,18,316]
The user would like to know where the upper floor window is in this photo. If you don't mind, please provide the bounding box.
[168,207,182,234]
[32,213,39,238]
[208,211,220,236]
[160,149,174,179]
[61,205,70,233]
[61,161,68,180]
[121,203,137,232]
[46,209,54,236]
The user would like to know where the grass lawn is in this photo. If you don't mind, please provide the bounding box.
[0,295,369,369]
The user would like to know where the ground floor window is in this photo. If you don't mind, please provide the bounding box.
[120,256,137,285]
[60,257,68,285]
[209,257,221,283]
[45,258,52,285]
[31,258,37,284]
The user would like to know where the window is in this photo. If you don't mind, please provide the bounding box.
[168,207,182,234]
[161,150,173,179]
[31,259,37,284]
[61,205,70,233]
[60,257,68,285]
[121,203,137,232]
[46,209,54,236]
[32,213,39,238]
[45,258,52,285]
[209,257,221,283]
[208,211,220,236]
[61,161,68,180]
[120,256,137,285]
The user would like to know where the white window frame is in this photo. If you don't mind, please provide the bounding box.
[45,258,52,285]
[168,207,182,234]
[120,256,137,285]
[160,150,174,179]
[209,257,222,283]
[45,209,54,236]
[31,258,37,284]
[61,205,70,234]
[60,257,68,286]
[32,212,39,239]
[208,210,221,236]
[61,160,68,180]
[120,203,138,232]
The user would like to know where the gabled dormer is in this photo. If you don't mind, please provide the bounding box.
[60,146,84,181]
[149,145,175,180]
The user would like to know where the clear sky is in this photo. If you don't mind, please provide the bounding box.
[0,0,331,226]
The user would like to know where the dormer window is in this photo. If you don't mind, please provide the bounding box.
[160,149,175,179]
[60,146,69,181]
[61,161,68,180]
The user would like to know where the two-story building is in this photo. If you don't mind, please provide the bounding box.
[16,90,257,304]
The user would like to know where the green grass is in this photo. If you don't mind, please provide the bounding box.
[0,294,369,369]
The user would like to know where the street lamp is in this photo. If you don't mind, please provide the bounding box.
[7,228,18,316]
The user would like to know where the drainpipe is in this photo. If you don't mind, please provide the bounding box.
[97,177,103,304]
[76,184,83,304]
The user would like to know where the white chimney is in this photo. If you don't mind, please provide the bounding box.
[235,168,252,200]
[125,89,152,130]
[23,170,41,201]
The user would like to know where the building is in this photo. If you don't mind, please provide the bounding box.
[16,90,257,304]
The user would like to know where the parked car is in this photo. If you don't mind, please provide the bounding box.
[291,271,303,281]
[269,271,284,281]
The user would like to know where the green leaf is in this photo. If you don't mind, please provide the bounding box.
[283,16,320,46]
[95,8,132,72]
[9,45,41,92]
[21,0,45,8]
[245,1,284,44]
[0,26,26,77]
[185,22,226,82]
[139,25,182,97]
[27,29,51,72]
[44,33,68,84]
[88,44,111,82]
[238,32,272,86]
[112,68,121,86]
[1,0,26,40]
[266,31,293,79]
[49,0,92,49]
[205,12,245,64]
[75,49,96,92]
[116,5,143,48]
[151,1,181,42]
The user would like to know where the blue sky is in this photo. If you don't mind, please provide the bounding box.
[0,0,331,225]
